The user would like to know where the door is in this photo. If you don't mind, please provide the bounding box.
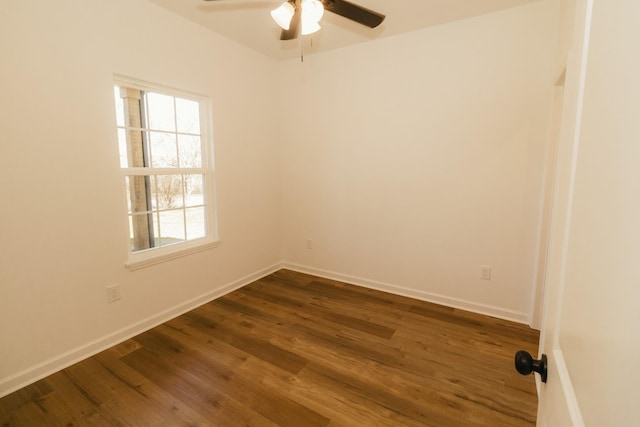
[536,0,640,425]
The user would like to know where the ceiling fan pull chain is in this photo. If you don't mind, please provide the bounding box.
[300,37,314,62]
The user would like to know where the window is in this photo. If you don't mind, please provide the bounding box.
[114,77,218,269]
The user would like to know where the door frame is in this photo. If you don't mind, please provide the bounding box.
[534,0,593,425]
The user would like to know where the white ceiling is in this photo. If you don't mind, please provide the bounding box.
[147,0,540,60]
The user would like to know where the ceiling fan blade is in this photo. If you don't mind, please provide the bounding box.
[280,3,301,40]
[321,0,385,28]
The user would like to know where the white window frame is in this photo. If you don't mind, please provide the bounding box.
[114,75,220,271]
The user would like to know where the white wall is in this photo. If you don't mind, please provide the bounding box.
[279,1,559,322]
[0,0,561,398]
[0,0,282,396]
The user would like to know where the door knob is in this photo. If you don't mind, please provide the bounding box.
[514,350,548,383]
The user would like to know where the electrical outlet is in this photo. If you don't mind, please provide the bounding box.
[107,284,121,303]
[480,266,492,280]
[306,238,313,249]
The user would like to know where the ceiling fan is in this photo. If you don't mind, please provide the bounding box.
[203,0,385,40]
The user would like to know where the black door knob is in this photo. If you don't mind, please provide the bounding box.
[515,350,548,383]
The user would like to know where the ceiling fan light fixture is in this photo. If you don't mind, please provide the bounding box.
[271,1,295,30]
[300,20,321,35]
[300,0,324,35]
[302,0,324,22]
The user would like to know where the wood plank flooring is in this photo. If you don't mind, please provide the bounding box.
[0,269,540,426]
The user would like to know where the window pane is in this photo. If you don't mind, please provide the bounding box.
[117,128,128,168]
[185,175,204,207]
[149,131,178,168]
[152,212,160,247]
[152,175,184,210]
[176,98,200,134]
[125,176,132,213]
[114,87,125,127]
[130,212,156,251]
[115,81,214,256]
[146,92,175,132]
[159,210,185,246]
[178,135,202,168]
[128,216,134,250]
[186,207,206,240]
[126,176,153,213]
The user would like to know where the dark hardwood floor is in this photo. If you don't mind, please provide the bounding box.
[0,269,539,426]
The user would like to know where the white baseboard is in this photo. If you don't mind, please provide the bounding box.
[282,262,530,324]
[536,349,585,426]
[0,263,282,399]
[552,349,585,426]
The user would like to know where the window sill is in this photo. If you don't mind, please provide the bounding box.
[125,239,221,271]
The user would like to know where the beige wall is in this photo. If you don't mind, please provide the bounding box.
[278,1,559,322]
[0,0,282,395]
